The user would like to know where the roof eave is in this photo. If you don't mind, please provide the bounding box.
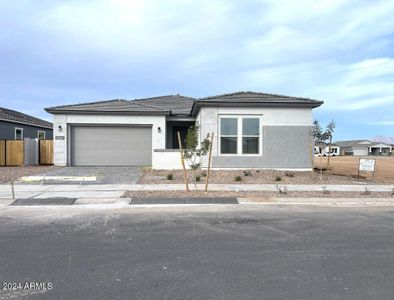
[0,118,53,129]
[45,109,171,115]
[191,100,324,116]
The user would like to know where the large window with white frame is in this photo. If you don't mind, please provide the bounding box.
[219,116,261,155]
[15,128,23,140]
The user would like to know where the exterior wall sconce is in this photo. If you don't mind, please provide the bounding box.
[58,125,63,131]
[158,127,161,133]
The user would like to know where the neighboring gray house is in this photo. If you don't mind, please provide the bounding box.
[335,140,393,156]
[0,107,53,140]
[45,91,323,170]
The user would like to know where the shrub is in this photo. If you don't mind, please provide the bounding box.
[284,171,295,177]
[361,186,371,195]
[195,175,201,182]
[243,170,252,177]
[275,176,282,181]
[276,184,287,194]
[201,171,207,177]
[235,175,242,182]
[166,174,173,180]
[322,186,330,195]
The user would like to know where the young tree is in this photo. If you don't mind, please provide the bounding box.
[183,124,212,190]
[311,119,336,179]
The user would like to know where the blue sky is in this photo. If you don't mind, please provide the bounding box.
[0,0,393,140]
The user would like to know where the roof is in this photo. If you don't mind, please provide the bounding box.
[191,91,323,115]
[45,99,171,115]
[334,140,373,148]
[132,95,195,115]
[0,107,52,129]
[45,91,323,116]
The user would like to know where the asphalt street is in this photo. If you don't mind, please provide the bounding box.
[0,205,393,300]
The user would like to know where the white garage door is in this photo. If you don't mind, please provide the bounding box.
[353,147,368,156]
[71,126,152,166]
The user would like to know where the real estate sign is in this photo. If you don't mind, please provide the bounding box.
[359,159,376,172]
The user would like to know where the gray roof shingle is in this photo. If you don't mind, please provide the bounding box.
[0,107,52,129]
[45,99,170,114]
[45,92,323,116]
[132,95,195,115]
[198,91,323,104]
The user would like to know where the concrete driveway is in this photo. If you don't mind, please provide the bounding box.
[20,166,142,184]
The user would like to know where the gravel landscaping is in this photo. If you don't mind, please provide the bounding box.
[123,190,394,200]
[138,169,390,185]
[0,166,60,183]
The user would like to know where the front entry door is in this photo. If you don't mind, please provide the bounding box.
[172,127,188,149]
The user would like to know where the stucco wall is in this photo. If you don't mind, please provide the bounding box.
[152,150,191,170]
[197,107,313,170]
[52,114,166,166]
[0,120,53,140]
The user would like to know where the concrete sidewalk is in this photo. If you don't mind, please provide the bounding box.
[0,183,393,200]
[0,182,393,207]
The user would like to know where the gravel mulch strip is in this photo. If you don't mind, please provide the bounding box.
[123,190,394,200]
[138,169,390,185]
[0,166,60,183]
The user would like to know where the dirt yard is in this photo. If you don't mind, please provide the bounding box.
[314,156,394,183]
[0,166,59,183]
[138,161,394,185]
[123,190,394,200]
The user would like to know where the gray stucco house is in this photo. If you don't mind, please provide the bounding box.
[45,91,323,170]
[0,107,53,140]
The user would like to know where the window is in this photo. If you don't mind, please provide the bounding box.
[219,116,261,155]
[242,118,259,154]
[15,128,23,140]
[38,131,46,139]
[220,118,238,154]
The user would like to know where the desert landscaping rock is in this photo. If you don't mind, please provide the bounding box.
[0,166,59,184]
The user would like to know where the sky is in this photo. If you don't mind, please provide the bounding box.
[0,0,393,140]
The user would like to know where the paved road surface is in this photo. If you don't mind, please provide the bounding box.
[0,205,393,299]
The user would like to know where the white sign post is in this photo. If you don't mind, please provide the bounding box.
[358,158,376,181]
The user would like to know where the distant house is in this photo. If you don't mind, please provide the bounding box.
[314,143,340,156]
[335,140,393,156]
[0,107,53,140]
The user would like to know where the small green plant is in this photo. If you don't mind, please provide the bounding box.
[166,173,173,180]
[275,176,282,181]
[201,170,207,177]
[361,186,371,195]
[195,175,201,182]
[322,186,330,195]
[276,184,287,194]
[243,170,252,177]
[235,175,242,182]
[285,171,295,177]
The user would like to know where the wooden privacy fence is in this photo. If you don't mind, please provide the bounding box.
[0,139,53,166]
[39,139,54,165]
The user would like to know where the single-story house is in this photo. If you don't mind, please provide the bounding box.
[0,107,53,140]
[314,143,340,156]
[45,91,323,170]
[335,140,393,156]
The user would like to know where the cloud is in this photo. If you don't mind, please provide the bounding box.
[0,0,393,138]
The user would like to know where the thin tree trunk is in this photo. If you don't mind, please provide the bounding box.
[327,136,332,174]
[177,131,189,192]
[205,132,214,192]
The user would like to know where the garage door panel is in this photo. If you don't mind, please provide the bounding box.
[71,126,152,166]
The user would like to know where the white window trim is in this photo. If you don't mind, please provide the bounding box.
[219,115,262,156]
[15,127,24,140]
[37,130,46,139]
